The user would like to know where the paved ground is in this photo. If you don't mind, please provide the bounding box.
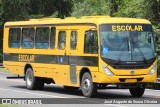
[0,72,160,107]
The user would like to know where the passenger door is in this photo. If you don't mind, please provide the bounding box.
[55,28,69,85]
[68,30,78,84]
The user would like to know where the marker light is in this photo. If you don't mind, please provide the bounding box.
[149,65,156,75]
[102,65,113,76]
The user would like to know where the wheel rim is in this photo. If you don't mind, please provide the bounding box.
[26,70,33,86]
[83,78,91,93]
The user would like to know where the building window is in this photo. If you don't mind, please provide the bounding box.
[22,28,34,48]
[70,31,77,50]
[58,31,66,50]
[35,27,49,49]
[8,28,21,48]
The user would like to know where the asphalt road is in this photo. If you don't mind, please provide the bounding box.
[0,72,160,107]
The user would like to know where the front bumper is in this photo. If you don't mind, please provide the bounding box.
[98,72,157,83]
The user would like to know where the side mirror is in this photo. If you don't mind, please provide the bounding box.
[155,34,159,43]
[156,36,159,43]
[148,33,152,43]
[154,32,159,43]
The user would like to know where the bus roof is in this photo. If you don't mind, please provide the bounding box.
[4,16,151,27]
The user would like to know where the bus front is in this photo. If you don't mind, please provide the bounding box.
[99,23,157,97]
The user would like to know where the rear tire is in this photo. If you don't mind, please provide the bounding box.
[81,72,97,97]
[129,85,145,97]
[25,68,44,90]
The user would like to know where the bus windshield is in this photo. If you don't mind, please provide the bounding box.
[100,24,156,61]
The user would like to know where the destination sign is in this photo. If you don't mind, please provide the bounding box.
[112,25,143,31]
[100,24,152,32]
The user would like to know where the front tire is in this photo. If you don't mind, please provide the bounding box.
[81,72,97,97]
[129,85,145,97]
[25,68,44,90]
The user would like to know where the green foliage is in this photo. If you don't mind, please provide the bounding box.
[116,0,157,21]
[29,0,41,15]
[29,0,73,18]
[1,0,31,22]
[54,0,73,18]
[0,0,74,22]
[71,0,111,17]
[155,24,160,36]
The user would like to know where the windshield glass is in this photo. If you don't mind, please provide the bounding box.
[100,24,156,61]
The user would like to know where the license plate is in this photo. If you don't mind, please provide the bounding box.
[125,79,137,83]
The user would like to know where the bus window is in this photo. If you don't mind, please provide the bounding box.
[58,31,66,50]
[50,27,56,49]
[70,31,77,50]
[35,27,49,49]
[22,28,34,48]
[8,28,21,48]
[84,30,98,53]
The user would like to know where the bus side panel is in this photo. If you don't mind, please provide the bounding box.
[3,61,25,76]
[34,64,70,86]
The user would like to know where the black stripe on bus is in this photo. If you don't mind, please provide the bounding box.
[3,53,98,66]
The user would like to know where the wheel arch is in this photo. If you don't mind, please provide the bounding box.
[24,64,33,80]
[79,67,92,84]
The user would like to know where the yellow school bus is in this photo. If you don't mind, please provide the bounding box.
[3,16,157,97]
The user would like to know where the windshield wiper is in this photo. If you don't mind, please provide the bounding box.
[130,31,147,64]
[132,43,147,64]
[116,41,129,64]
[131,39,147,64]
[115,32,130,64]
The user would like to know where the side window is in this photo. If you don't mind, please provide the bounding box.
[84,30,98,53]
[58,31,66,50]
[50,27,56,49]
[22,28,34,48]
[70,31,77,50]
[8,28,21,48]
[35,27,49,49]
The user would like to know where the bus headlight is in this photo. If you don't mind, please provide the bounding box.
[149,65,156,75]
[102,65,113,76]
